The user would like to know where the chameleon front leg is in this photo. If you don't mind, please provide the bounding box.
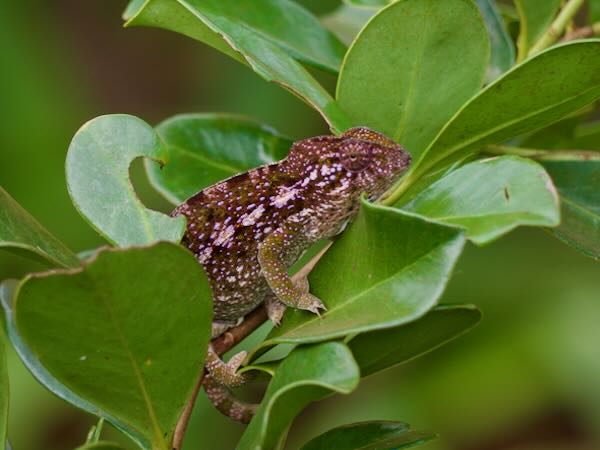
[258,217,326,316]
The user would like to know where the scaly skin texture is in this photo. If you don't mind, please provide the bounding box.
[172,127,411,423]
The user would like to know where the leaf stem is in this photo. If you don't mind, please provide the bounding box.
[528,0,585,56]
[485,144,600,161]
[171,247,328,450]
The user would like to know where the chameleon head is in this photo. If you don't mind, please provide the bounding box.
[285,126,411,204]
[337,126,412,201]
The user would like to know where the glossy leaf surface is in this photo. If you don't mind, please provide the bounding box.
[349,305,481,377]
[514,0,561,59]
[300,421,435,450]
[66,115,185,247]
[337,0,489,158]
[543,160,600,259]
[239,342,359,450]
[146,114,292,204]
[126,1,350,131]
[0,186,79,268]
[256,200,465,352]
[404,157,560,245]
[476,0,515,81]
[416,41,600,174]
[13,243,212,450]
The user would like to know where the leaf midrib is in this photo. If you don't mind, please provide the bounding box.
[94,279,166,450]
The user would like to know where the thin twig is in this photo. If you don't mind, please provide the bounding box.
[562,22,600,41]
[171,244,330,450]
[528,0,586,56]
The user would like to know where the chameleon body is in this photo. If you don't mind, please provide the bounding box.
[172,127,411,423]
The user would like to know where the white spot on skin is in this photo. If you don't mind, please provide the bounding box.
[214,225,235,246]
[226,276,236,283]
[198,247,213,263]
[242,204,265,226]
[271,186,298,208]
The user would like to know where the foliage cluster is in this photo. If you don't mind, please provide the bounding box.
[1,0,599,449]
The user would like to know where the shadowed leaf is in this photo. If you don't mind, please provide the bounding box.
[0,186,79,268]
[476,0,515,81]
[300,420,435,450]
[349,305,481,377]
[543,160,600,259]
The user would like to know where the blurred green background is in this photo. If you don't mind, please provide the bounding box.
[1,2,599,449]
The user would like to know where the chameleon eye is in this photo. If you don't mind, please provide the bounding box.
[341,146,371,172]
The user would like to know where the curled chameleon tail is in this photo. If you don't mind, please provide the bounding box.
[203,340,259,424]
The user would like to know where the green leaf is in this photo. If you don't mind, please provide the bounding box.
[146,114,292,204]
[571,120,600,150]
[126,1,351,131]
[543,160,600,259]
[336,0,489,158]
[592,0,600,23]
[403,156,560,245]
[322,5,375,47]
[476,0,515,81]
[239,342,359,450]
[75,443,128,450]
[123,0,144,20]
[0,186,80,268]
[66,114,186,247]
[12,242,212,450]
[127,0,345,73]
[514,0,561,61]
[1,280,113,442]
[253,199,465,355]
[349,305,481,377]
[300,421,435,450]
[0,314,7,450]
[414,41,600,179]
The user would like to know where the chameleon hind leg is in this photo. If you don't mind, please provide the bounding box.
[203,321,257,423]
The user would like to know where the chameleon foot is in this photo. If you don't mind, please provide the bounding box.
[298,292,327,315]
[205,346,249,388]
[266,296,287,326]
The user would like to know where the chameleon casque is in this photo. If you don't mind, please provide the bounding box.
[172,126,411,423]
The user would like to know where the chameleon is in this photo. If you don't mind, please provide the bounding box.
[172,126,411,423]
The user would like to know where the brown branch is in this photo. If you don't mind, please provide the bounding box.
[562,24,600,41]
[171,243,331,450]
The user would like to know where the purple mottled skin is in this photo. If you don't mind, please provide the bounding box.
[172,127,411,423]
